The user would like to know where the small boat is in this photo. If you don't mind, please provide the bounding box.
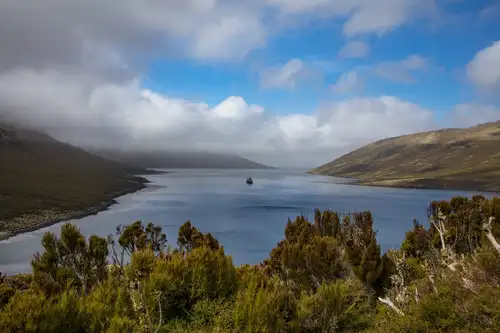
[246,177,253,185]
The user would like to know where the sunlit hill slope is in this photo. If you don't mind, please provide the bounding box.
[310,121,500,192]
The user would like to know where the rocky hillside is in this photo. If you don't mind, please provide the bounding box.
[0,123,149,238]
[310,121,500,191]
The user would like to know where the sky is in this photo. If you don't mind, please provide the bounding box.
[0,0,499,168]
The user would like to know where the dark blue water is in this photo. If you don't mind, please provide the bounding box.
[0,169,493,275]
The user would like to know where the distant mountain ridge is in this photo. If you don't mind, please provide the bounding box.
[94,150,272,170]
[310,121,500,192]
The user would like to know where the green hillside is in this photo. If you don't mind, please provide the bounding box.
[0,123,148,239]
[310,121,500,191]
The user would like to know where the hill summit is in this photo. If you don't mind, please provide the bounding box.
[310,121,500,192]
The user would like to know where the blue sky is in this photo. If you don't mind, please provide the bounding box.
[143,0,500,122]
[1,0,500,167]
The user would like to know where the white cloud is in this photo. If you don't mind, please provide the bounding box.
[466,41,500,90]
[267,0,438,37]
[265,0,339,14]
[0,0,267,72]
[313,96,435,147]
[259,59,321,89]
[342,0,437,37]
[0,0,438,73]
[450,104,500,128]
[338,41,370,59]
[331,71,364,94]
[479,4,500,20]
[189,10,268,60]
[0,0,492,169]
[0,69,278,153]
[0,68,439,167]
[374,54,429,83]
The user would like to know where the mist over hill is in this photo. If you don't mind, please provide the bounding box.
[93,149,272,170]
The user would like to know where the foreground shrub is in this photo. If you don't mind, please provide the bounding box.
[0,283,15,308]
[0,290,85,332]
[83,277,136,333]
[188,299,235,331]
[267,215,349,291]
[369,280,500,333]
[144,246,237,323]
[0,291,47,332]
[2,195,500,332]
[296,279,374,333]
[31,223,108,295]
[234,275,297,333]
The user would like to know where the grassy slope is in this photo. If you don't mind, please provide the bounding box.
[0,123,149,237]
[310,121,500,191]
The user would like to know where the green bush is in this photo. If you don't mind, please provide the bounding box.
[31,223,108,295]
[0,283,16,308]
[2,196,500,332]
[0,290,86,332]
[188,299,235,330]
[233,275,297,333]
[296,279,374,332]
[143,246,237,323]
[106,316,139,333]
[0,291,47,332]
[83,277,135,333]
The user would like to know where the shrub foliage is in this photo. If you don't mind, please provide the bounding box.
[1,195,500,332]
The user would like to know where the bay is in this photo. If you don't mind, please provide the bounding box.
[0,169,493,275]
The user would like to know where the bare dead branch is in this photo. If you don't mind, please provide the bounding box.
[378,297,404,316]
[483,217,500,254]
[154,292,163,333]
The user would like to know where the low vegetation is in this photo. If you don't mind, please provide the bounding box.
[310,121,500,191]
[1,195,500,332]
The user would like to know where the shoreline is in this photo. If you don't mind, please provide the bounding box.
[0,181,149,242]
[307,172,500,193]
[353,180,500,193]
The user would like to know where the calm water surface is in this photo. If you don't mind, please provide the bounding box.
[0,169,494,275]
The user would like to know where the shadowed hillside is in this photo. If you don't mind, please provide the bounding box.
[310,121,500,191]
[94,150,272,170]
[0,123,150,239]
